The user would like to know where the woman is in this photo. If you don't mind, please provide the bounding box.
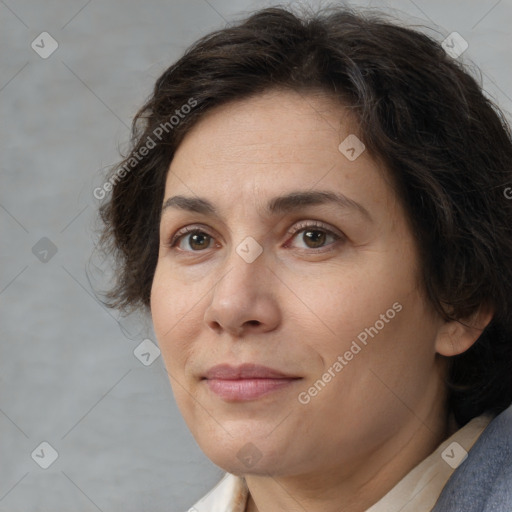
[99,6,512,511]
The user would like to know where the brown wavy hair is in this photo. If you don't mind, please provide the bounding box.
[98,5,512,426]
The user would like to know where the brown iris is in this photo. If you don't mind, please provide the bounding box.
[303,229,326,248]
[188,232,211,250]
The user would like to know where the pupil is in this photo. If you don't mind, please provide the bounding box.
[304,230,325,248]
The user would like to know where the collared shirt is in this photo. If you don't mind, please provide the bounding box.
[188,412,493,512]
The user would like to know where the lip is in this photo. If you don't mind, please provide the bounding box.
[203,363,298,380]
[202,363,302,401]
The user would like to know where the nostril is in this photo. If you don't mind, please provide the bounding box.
[208,320,223,334]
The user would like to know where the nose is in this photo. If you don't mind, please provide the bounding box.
[203,250,281,337]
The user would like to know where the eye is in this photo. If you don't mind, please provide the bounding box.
[285,221,342,250]
[170,226,218,252]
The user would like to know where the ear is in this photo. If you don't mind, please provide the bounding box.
[435,304,494,357]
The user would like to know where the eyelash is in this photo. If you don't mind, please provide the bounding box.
[167,221,344,253]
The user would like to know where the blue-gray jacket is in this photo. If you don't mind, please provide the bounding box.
[433,402,512,511]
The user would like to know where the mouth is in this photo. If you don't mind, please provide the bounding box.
[201,363,302,401]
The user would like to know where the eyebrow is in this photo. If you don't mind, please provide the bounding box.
[161,190,372,222]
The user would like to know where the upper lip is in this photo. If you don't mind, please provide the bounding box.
[202,363,300,380]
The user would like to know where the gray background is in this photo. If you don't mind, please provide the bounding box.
[1,0,511,511]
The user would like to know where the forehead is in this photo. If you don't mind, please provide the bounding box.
[172,89,354,168]
[164,89,396,218]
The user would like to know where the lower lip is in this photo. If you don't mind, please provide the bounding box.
[205,378,299,401]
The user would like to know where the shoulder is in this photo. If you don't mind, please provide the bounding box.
[433,403,512,511]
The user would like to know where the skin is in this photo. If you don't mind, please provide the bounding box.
[150,89,492,512]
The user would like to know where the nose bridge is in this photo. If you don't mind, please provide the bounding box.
[216,237,267,296]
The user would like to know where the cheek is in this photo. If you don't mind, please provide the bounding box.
[295,248,432,374]
[150,265,204,372]
[288,265,396,349]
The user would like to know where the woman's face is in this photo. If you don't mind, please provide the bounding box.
[151,89,449,479]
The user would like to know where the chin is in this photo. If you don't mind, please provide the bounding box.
[195,427,300,476]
